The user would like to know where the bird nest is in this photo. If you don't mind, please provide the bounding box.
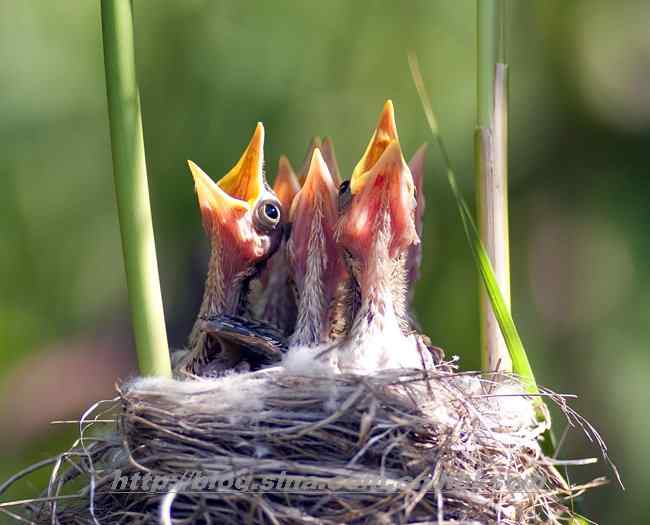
[3,358,610,524]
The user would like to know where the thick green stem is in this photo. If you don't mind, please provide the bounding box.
[476,0,512,373]
[100,0,171,377]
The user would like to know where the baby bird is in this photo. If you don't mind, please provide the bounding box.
[287,148,348,350]
[182,123,285,374]
[261,137,344,338]
[335,101,441,373]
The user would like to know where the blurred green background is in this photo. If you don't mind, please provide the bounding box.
[0,0,645,522]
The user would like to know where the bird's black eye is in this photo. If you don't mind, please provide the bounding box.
[264,202,279,221]
[338,180,352,211]
[254,199,282,232]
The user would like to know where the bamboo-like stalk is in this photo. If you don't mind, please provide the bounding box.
[476,0,512,373]
[101,0,171,377]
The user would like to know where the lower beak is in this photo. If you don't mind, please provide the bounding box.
[188,160,248,233]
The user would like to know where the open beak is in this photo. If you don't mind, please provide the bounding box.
[273,155,300,219]
[350,100,399,192]
[338,140,419,260]
[188,123,269,258]
[289,148,344,291]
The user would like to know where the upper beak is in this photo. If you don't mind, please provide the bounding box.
[350,99,399,193]
[216,122,265,206]
[338,141,419,259]
[273,155,300,219]
[188,123,266,233]
[289,148,343,285]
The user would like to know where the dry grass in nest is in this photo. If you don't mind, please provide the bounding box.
[1,360,612,524]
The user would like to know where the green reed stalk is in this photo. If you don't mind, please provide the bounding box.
[100,0,171,377]
[476,0,512,373]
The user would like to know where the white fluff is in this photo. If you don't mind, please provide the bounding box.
[282,344,338,376]
[490,382,539,432]
[124,374,268,414]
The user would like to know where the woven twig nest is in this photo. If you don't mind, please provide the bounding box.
[6,354,611,525]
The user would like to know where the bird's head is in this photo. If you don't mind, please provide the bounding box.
[288,148,346,345]
[188,123,283,283]
[336,101,419,292]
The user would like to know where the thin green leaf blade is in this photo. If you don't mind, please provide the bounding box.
[408,53,543,411]
[447,170,537,394]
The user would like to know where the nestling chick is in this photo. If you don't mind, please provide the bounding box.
[182,123,285,374]
[287,148,348,350]
[335,101,441,373]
